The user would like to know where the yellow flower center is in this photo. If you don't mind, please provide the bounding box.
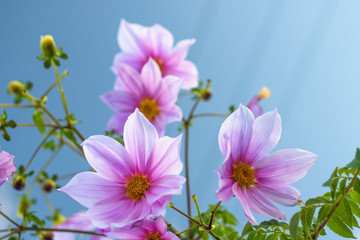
[232,163,255,188]
[126,175,150,200]
[147,233,162,240]
[139,98,159,120]
[154,59,165,74]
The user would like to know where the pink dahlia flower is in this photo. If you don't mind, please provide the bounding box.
[54,212,110,240]
[247,87,271,118]
[112,19,198,90]
[60,109,185,229]
[103,58,182,136]
[0,150,16,186]
[216,104,317,223]
[101,216,179,240]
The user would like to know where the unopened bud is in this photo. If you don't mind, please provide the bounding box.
[40,35,57,58]
[201,89,212,101]
[8,81,25,95]
[12,175,26,191]
[52,213,66,226]
[42,179,56,193]
[39,231,54,240]
[258,86,271,100]
[17,196,31,217]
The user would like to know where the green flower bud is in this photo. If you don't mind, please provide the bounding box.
[41,179,56,193]
[52,212,66,226]
[200,88,212,101]
[40,35,57,58]
[8,81,25,95]
[12,175,26,191]
[17,195,31,217]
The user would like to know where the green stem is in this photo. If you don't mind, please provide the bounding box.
[72,126,85,142]
[0,230,18,240]
[41,105,61,127]
[0,211,21,228]
[16,123,58,128]
[312,168,360,240]
[52,61,71,126]
[26,143,63,196]
[208,231,222,240]
[192,195,204,224]
[42,189,54,213]
[40,70,69,100]
[208,201,222,229]
[0,104,34,108]
[176,225,201,235]
[170,205,201,226]
[192,113,228,118]
[184,122,192,231]
[24,128,57,171]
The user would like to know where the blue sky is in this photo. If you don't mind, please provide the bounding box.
[1,1,360,239]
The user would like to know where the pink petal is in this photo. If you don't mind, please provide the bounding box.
[215,176,234,202]
[106,112,130,135]
[114,64,145,98]
[147,24,174,59]
[257,184,301,207]
[166,39,196,65]
[140,58,162,97]
[146,135,183,178]
[232,184,257,224]
[154,75,182,105]
[150,195,172,216]
[246,109,281,165]
[82,135,135,182]
[123,109,159,174]
[101,90,138,112]
[245,187,286,221]
[255,149,318,186]
[112,52,145,74]
[118,19,148,58]
[59,172,122,208]
[146,175,185,204]
[218,104,254,162]
[165,60,198,89]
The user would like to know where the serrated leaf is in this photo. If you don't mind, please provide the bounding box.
[331,177,340,200]
[327,214,355,238]
[266,233,279,240]
[247,232,256,240]
[323,167,338,187]
[348,198,360,218]
[227,231,239,240]
[317,205,332,225]
[290,212,300,240]
[349,191,360,204]
[256,232,266,240]
[346,148,360,169]
[306,197,330,205]
[339,178,347,194]
[301,207,315,236]
[337,198,352,227]
[241,222,254,237]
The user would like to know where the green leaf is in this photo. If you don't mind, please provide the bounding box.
[43,140,56,151]
[255,233,266,240]
[327,214,355,238]
[2,129,10,141]
[290,212,300,240]
[353,178,360,193]
[349,190,360,204]
[53,58,60,66]
[227,231,239,240]
[331,177,340,200]
[317,205,332,225]
[346,148,360,168]
[44,59,51,69]
[348,198,360,218]
[247,232,256,240]
[62,129,77,144]
[339,178,347,194]
[32,109,45,134]
[59,52,68,60]
[336,198,352,227]
[300,207,315,236]
[323,167,338,187]
[7,120,17,128]
[25,81,33,90]
[306,197,330,205]
[240,222,254,237]
[266,233,279,240]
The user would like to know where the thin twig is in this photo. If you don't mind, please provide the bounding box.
[170,205,201,225]
[0,211,21,228]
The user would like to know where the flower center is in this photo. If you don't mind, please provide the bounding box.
[126,175,150,200]
[232,163,255,188]
[139,98,159,120]
[154,59,164,74]
[147,233,162,240]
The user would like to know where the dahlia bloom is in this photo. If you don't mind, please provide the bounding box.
[216,104,317,223]
[60,109,185,229]
[53,212,110,240]
[101,216,179,240]
[112,19,198,89]
[0,149,16,186]
[102,58,182,136]
[247,87,271,118]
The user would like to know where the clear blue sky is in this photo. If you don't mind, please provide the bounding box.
[1,1,360,239]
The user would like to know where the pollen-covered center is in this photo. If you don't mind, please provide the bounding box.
[139,98,159,120]
[126,175,150,200]
[232,163,255,188]
[154,59,165,74]
[146,233,162,240]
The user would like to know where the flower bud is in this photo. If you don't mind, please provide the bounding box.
[8,81,25,95]
[40,35,57,58]
[17,195,31,217]
[39,231,54,240]
[12,175,26,191]
[52,212,66,226]
[41,179,56,193]
[200,89,212,101]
